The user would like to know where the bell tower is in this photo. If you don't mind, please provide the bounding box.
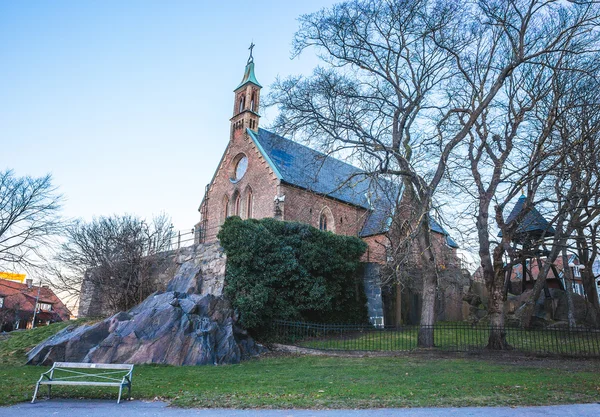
[231,43,262,136]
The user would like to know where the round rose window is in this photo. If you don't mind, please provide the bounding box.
[233,155,248,181]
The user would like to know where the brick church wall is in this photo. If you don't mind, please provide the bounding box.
[280,184,368,237]
[360,226,458,267]
[361,234,389,264]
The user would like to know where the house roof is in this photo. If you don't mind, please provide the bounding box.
[249,128,459,246]
[500,195,555,240]
[0,279,71,321]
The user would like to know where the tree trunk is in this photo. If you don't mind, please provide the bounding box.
[486,246,511,349]
[418,272,436,347]
[580,268,600,324]
[486,266,511,349]
[561,250,577,328]
[564,278,577,328]
[418,219,437,348]
[576,231,600,323]
[395,284,402,326]
[521,247,562,328]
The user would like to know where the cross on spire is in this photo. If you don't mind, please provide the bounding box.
[248,42,255,63]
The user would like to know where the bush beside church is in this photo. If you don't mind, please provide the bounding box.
[218,216,369,337]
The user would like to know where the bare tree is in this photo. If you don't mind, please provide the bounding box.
[518,66,600,328]
[449,45,600,338]
[558,72,600,322]
[269,0,600,346]
[0,170,63,270]
[576,221,600,317]
[52,214,175,315]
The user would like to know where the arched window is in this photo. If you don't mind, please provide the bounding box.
[246,187,253,218]
[239,95,245,113]
[319,213,328,231]
[222,196,229,224]
[318,207,335,233]
[250,92,255,111]
[233,192,241,216]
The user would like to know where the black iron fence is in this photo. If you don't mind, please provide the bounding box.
[271,320,600,357]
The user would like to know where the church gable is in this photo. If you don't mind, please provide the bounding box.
[199,130,281,242]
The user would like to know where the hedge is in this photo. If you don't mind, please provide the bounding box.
[218,217,368,337]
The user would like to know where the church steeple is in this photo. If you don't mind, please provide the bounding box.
[231,43,261,134]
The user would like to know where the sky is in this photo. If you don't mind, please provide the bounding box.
[0,0,338,236]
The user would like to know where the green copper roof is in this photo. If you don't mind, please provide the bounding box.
[235,60,262,90]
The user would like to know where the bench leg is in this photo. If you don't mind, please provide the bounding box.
[47,385,51,399]
[31,382,40,403]
[117,385,122,404]
[128,383,131,401]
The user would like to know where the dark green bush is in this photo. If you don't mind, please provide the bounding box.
[218,217,368,337]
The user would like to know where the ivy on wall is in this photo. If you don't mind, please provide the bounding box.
[218,217,368,336]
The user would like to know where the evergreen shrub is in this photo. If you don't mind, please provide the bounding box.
[218,217,368,337]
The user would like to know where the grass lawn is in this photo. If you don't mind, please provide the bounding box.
[1,322,599,409]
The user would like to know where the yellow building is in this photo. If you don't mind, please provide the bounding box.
[0,272,26,283]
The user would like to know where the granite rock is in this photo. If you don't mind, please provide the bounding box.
[27,243,264,366]
[27,292,264,366]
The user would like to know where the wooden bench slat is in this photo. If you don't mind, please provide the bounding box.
[53,362,133,370]
[39,381,123,387]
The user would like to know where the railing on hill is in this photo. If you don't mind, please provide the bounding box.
[168,225,222,249]
[169,229,196,250]
[271,320,600,357]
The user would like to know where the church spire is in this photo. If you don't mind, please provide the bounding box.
[231,44,261,133]
[236,42,262,90]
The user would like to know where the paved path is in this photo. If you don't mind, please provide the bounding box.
[1,400,599,417]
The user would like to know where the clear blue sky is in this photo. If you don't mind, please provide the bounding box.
[1,0,336,233]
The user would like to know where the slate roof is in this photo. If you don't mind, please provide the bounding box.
[251,129,377,208]
[430,217,459,249]
[249,128,459,247]
[499,195,555,240]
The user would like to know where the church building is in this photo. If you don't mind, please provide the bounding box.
[195,49,463,324]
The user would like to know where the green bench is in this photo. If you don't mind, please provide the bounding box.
[32,362,134,404]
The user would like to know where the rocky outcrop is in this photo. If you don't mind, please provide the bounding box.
[463,286,488,324]
[506,288,598,328]
[466,284,598,328]
[27,243,265,366]
[165,243,226,296]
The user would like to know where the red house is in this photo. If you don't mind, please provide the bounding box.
[0,278,71,332]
